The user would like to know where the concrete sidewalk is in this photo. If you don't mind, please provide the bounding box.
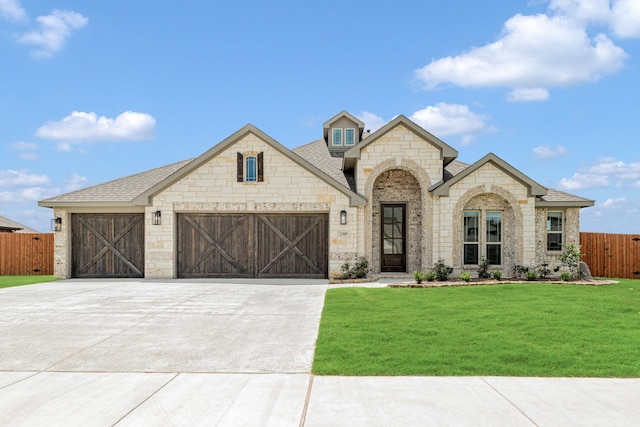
[0,279,638,426]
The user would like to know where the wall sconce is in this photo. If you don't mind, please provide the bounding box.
[340,210,347,225]
[153,210,162,225]
[52,217,62,232]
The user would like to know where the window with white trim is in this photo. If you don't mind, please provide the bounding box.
[332,128,343,146]
[463,211,479,264]
[345,128,355,146]
[547,211,563,251]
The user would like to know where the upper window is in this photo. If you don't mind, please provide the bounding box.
[547,211,563,251]
[345,128,355,146]
[332,128,343,146]
[237,152,263,183]
[245,156,257,182]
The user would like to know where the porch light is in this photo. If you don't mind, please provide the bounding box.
[153,210,162,225]
[340,210,347,225]
[52,217,62,232]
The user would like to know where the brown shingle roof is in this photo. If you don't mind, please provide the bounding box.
[292,139,350,189]
[0,215,40,233]
[39,159,192,206]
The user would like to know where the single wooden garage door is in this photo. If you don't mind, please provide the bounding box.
[177,213,328,278]
[72,213,145,278]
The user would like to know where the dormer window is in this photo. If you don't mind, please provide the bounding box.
[332,128,343,146]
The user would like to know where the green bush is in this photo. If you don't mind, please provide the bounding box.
[513,264,529,279]
[340,256,369,279]
[492,270,502,280]
[414,270,427,284]
[560,271,571,281]
[536,262,552,279]
[526,271,538,281]
[477,258,491,279]
[433,259,453,281]
[460,272,471,282]
[425,270,436,282]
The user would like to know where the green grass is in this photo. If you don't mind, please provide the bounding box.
[0,275,58,289]
[313,280,640,377]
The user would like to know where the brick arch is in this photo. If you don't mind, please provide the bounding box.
[452,185,524,269]
[364,158,433,273]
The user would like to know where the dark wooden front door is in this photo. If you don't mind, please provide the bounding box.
[72,214,145,278]
[177,213,328,278]
[381,204,406,272]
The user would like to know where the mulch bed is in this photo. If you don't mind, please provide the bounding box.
[387,278,619,288]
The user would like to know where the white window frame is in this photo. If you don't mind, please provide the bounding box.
[345,128,355,146]
[332,128,343,146]
[547,211,563,251]
[463,211,480,265]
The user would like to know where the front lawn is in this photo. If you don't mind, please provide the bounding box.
[0,275,58,289]
[313,280,640,377]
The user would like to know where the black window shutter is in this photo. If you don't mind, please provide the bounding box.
[237,152,243,182]
[257,152,264,182]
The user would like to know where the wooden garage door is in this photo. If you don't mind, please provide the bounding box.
[177,213,328,278]
[72,214,144,278]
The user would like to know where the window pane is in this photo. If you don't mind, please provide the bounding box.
[464,244,478,265]
[487,244,501,265]
[547,212,563,231]
[384,224,393,239]
[486,212,502,243]
[332,128,342,146]
[383,239,393,254]
[547,233,562,251]
[464,211,479,243]
[345,128,355,145]
[245,156,257,182]
[393,207,403,223]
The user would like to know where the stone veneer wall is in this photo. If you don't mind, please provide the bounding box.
[534,207,581,269]
[146,132,357,278]
[370,169,422,274]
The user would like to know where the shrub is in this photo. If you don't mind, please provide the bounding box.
[560,271,571,281]
[536,262,551,279]
[460,272,471,282]
[433,259,453,281]
[560,241,584,280]
[526,271,538,281]
[513,264,529,279]
[414,270,427,284]
[425,270,436,282]
[477,258,491,279]
[492,270,503,280]
[340,256,369,279]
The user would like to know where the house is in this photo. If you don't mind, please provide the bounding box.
[0,215,40,233]
[39,111,594,279]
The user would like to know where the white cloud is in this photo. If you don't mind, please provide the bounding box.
[507,88,550,102]
[410,103,492,143]
[415,1,632,101]
[601,197,627,208]
[63,173,88,192]
[357,111,387,133]
[0,170,49,187]
[0,0,26,21]
[558,157,640,190]
[10,141,38,151]
[18,9,88,58]
[559,173,610,190]
[610,0,640,38]
[0,187,55,203]
[37,111,156,143]
[533,144,569,160]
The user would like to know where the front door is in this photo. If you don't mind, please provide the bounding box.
[381,204,406,272]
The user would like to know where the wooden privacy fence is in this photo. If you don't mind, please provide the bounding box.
[580,232,640,279]
[0,233,54,275]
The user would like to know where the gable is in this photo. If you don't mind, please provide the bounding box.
[431,153,547,198]
[135,124,366,207]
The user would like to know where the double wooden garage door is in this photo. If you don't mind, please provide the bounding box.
[177,213,328,278]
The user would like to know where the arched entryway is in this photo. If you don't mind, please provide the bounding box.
[371,169,422,274]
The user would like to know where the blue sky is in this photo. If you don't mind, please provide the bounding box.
[1,0,639,233]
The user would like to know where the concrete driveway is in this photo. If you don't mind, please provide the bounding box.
[1,279,639,426]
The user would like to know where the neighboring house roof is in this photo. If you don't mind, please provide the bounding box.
[0,215,40,233]
[39,159,192,207]
[132,124,367,207]
[343,115,458,170]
